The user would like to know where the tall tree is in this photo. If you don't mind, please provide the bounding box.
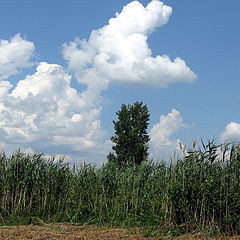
[109,101,150,167]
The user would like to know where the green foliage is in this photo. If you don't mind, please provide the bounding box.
[110,101,150,167]
[1,141,240,236]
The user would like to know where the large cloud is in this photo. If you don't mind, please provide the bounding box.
[149,109,186,160]
[221,122,240,143]
[0,34,34,80]
[0,61,109,163]
[63,0,196,89]
[0,1,196,164]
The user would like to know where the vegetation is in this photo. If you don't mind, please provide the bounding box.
[1,141,240,236]
[109,101,150,167]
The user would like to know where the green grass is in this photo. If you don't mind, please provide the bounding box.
[1,141,240,235]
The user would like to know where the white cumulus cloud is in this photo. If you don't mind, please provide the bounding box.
[0,61,109,163]
[0,34,34,80]
[63,0,196,89]
[221,122,240,143]
[0,1,197,164]
[149,109,186,160]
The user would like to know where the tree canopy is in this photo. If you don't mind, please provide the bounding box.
[109,101,150,167]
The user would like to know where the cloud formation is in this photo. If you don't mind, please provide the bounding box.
[149,109,186,160]
[0,60,108,162]
[0,1,196,163]
[221,122,240,143]
[0,34,34,80]
[63,0,196,89]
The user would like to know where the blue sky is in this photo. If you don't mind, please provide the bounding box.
[0,0,240,164]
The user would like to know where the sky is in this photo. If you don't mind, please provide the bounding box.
[0,0,240,164]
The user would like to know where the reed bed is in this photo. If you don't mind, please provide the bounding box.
[0,141,240,235]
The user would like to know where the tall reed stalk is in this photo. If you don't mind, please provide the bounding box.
[1,142,240,234]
